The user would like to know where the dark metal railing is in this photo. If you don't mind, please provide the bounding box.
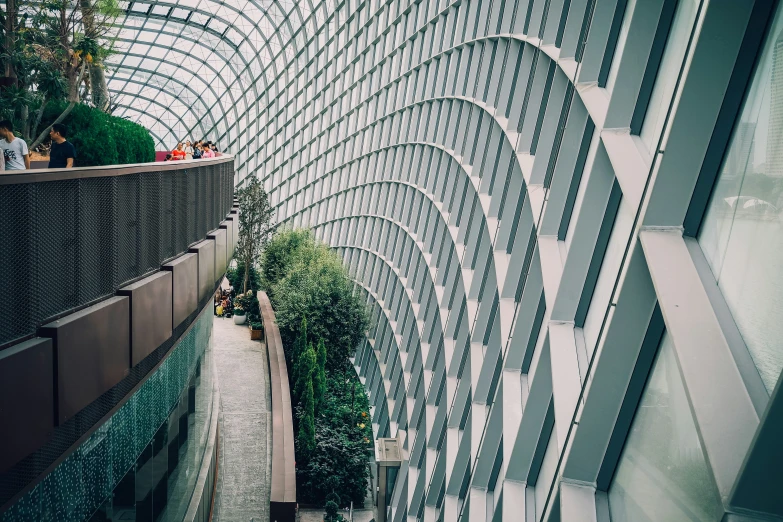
[0,156,235,349]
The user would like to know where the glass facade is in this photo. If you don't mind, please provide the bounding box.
[24,0,779,521]
[699,6,783,393]
[608,333,722,521]
[639,0,701,153]
[1,310,214,522]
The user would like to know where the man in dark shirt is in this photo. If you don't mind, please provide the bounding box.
[48,124,76,168]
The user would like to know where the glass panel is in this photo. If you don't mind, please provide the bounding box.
[6,312,215,522]
[535,426,559,522]
[639,0,700,153]
[608,332,722,521]
[605,0,637,93]
[699,6,783,393]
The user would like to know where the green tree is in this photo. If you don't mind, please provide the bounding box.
[269,236,368,372]
[296,342,316,455]
[324,499,345,522]
[291,317,308,401]
[235,176,275,294]
[260,228,318,296]
[313,338,327,411]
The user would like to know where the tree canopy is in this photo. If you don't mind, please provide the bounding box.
[259,228,373,508]
[265,229,368,372]
[2,0,123,149]
[235,176,275,294]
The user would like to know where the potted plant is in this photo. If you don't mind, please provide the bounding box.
[250,321,263,340]
[233,304,246,325]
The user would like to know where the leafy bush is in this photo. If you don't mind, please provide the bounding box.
[296,374,372,507]
[260,228,317,296]
[259,228,372,507]
[39,101,155,166]
[227,261,262,294]
[265,230,368,372]
[234,290,260,323]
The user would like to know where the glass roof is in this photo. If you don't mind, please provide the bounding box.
[106,0,335,167]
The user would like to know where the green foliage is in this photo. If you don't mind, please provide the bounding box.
[236,176,275,294]
[259,228,372,507]
[295,374,372,507]
[250,321,263,331]
[324,500,345,522]
[313,338,327,411]
[266,231,369,372]
[226,261,261,294]
[260,228,318,295]
[233,291,260,322]
[39,101,155,166]
[292,318,309,403]
[296,343,317,455]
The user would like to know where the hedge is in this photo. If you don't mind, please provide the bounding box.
[40,102,156,167]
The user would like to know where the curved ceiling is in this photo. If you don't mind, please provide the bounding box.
[107,0,335,158]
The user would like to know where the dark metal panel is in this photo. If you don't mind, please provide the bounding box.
[207,228,228,277]
[219,219,233,260]
[189,240,216,303]
[118,271,173,366]
[40,296,130,425]
[162,253,199,329]
[0,338,54,473]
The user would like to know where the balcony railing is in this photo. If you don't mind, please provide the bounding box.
[0,156,236,508]
[0,156,235,349]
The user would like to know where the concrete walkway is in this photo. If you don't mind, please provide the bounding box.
[212,315,272,522]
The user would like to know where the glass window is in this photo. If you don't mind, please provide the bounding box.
[639,0,700,153]
[608,332,722,521]
[699,7,783,393]
[605,0,637,93]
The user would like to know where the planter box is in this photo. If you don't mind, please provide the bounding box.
[250,328,263,341]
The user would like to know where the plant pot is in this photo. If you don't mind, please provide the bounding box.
[233,314,246,325]
[250,328,263,341]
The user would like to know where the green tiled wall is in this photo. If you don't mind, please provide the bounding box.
[1,309,213,522]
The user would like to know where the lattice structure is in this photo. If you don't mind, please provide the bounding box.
[106,1,783,521]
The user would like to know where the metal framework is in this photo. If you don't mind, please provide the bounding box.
[106,0,783,521]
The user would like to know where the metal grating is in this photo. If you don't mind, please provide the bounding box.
[0,160,234,349]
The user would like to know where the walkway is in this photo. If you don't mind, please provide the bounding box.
[212,314,272,522]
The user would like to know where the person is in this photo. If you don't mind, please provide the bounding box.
[0,142,5,171]
[48,124,76,168]
[171,143,185,161]
[0,120,31,170]
[201,144,215,158]
[192,144,203,159]
[184,140,194,160]
[164,153,173,161]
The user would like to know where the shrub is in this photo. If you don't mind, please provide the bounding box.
[296,342,317,455]
[260,228,372,507]
[260,228,317,295]
[269,236,368,372]
[40,101,155,166]
[227,261,261,294]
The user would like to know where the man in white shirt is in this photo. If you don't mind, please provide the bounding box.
[0,120,31,170]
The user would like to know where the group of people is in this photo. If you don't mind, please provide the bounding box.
[164,140,219,161]
[0,120,76,171]
[214,287,236,317]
